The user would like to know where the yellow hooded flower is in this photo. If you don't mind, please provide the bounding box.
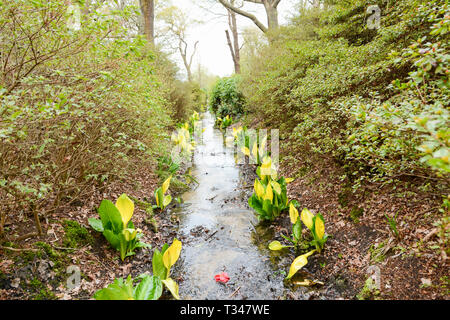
[314,215,325,239]
[122,228,137,241]
[163,239,182,270]
[162,176,172,194]
[301,208,314,230]
[254,179,265,199]
[289,203,299,224]
[263,182,273,202]
[286,250,316,279]
[115,194,134,227]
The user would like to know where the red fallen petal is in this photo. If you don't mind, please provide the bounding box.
[214,272,230,283]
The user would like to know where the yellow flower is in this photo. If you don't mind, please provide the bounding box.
[254,179,265,199]
[115,194,134,227]
[286,250,316,279]
[289,203,299,224]
[314,216,325,239]
[301,208,314,230]
[122,228,137,241]
[263,182,273,202]
[163,239,182,270]
[162,176,172,194]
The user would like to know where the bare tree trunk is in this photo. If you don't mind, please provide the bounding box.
[140,0,155,44]
[264,2,279,31]
[225,6,241,74]
[179,40,199,83]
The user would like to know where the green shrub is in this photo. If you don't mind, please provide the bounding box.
[209,75,245,118]
[0,0,187,238]
[240,0,449,189]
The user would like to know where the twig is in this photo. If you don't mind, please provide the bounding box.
[205,230,218,241]
[14,232,38,242]
[414,206,440,220]
[229,286,241,298]
[51,245,79,251]
[0,246,39,252]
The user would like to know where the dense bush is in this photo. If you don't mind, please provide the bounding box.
[0,1,188,237]
[209,75,245,118]
[240,0,449,189]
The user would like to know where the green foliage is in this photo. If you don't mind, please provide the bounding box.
[88,194,150,261]
[94,274,163,300]
[385,212,400,238]
[248,157,289,221]
[210,75,245,118]
[357,277,380,300]
[0,0,189,238]
[151,239,182,299]
[216,115,233,130]
[154,176,172,210]
[240,0,449,191]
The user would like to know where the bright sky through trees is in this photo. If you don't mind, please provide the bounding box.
[171,0,298,79]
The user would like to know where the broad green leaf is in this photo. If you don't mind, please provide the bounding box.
[262,199,273,219]
[88,218,104,232]
[293,219,302,241]
[98,199,123,233]
[163,195,172,207]
[289,203,299,224]
[115,194,134,227]
[94,278,133,300]
[119,233,128,261]
[286,250,316,280]
[103,229,120,250]
[162,278,180,300]
[133,275,162,300]
[301,208,314,230]
[152,249,167,280]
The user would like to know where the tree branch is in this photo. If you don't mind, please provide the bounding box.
[218,0,268,33]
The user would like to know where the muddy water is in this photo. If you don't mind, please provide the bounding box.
[173,112,289,300]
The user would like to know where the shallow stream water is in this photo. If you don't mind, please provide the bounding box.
[173,112,291,300]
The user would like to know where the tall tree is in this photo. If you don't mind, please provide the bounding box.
[140,0,155,44]
[217,0,282,34]
[225,1,241,74]
[159,6,199,82]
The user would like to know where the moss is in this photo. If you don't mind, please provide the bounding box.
[35,242,59,260]
[349,206,364,223]
[369,241,387,263]
[356,277,380,300]
[62,219,94,249]
[338,188,351,208]
[28,277,56,300]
